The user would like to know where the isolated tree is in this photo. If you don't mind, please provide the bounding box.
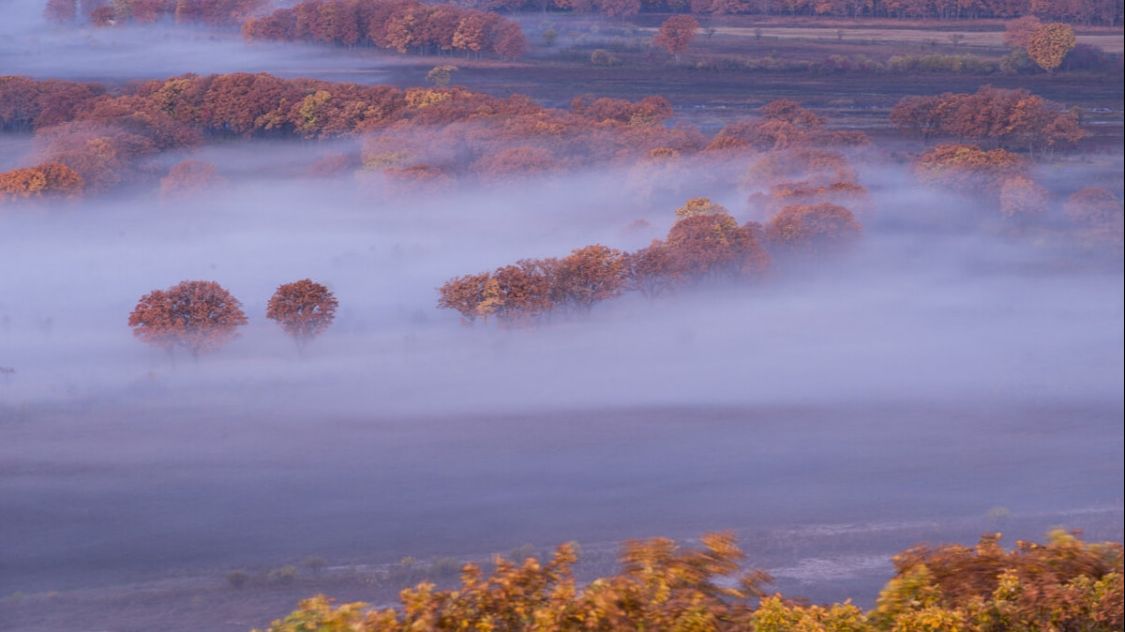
[653,15,699,59]
[266,279,339,350]
[1026,23,1076,72]
[998,176,1049,219]
[426,65,458,88]
[128,280,248,360]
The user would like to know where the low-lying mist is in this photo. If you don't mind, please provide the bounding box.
[2,150,1121,414]
[0,5,396,83]
[1,143,1122,623]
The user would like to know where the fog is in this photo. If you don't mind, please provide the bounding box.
[0,3,395,82]
[2,12,1123,629]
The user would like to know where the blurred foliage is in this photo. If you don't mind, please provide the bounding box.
[258,529,1123,631]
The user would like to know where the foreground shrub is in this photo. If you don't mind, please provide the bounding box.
[259,530,1123,632]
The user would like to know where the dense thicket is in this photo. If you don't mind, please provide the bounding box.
[242,0,528,58]
[259,530,1124,631]
[890,85,1086,152]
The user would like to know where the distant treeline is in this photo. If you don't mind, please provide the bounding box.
[43,0,1125,28]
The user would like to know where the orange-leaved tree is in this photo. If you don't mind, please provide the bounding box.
[765,203,862,253]
[128,280,248,360]
[653,15,699,59]
[266,279,339,350]
[551,245,628,311]
[1026,23,1076,72]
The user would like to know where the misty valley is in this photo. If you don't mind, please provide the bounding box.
[1,1,1122,631]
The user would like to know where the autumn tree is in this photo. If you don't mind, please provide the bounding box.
[551,245,627,310]
[998,175,1049,219]
[128,280,248,360]
[665,211,769,281]
[675,196,729,219]
[890,87,1086,152]
[266,279,339,350]
[426,65,458,88]
[624,240,676,298]
[765,203,862,253]
[653,15,699,58]
[438,272,491,323]
[0,163,84,201]
[1026,23,1076,72]
[914,144,1025,191]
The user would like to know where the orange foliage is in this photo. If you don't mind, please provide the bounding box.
[914,143,1026,191]
[890,86,1086,151]
[128,280,248,358]
[266,279,339,348]
[550,245,628,310]
[1026,22,1077,71]
[765,202,862,252]
[0,163,84,202]
[243,0,527,59]
[653,15,699,56]
[665,212,770,281]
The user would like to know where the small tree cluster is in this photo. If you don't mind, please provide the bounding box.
[439,201,773,325]
[258,530,1124,632]
[0,163,84,202]
[890,86,1086,151]
[243,0,527,59]
[129,279,338,358]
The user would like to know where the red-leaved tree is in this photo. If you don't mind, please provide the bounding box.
[266,279,339,350]
[128,280,248,360]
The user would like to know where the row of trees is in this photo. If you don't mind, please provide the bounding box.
[128,279,338,358]
[438,0,1119,23]
[43,0,1125,24]
[438,195,860,324]
[259,530,1124,631]
[0,73,713,197]
[242,0,528,58]
[45,0,266,26]
[913,142,1123,244]
[890,85,1086,152]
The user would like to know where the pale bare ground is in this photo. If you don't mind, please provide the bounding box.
[667,26,1123,53]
